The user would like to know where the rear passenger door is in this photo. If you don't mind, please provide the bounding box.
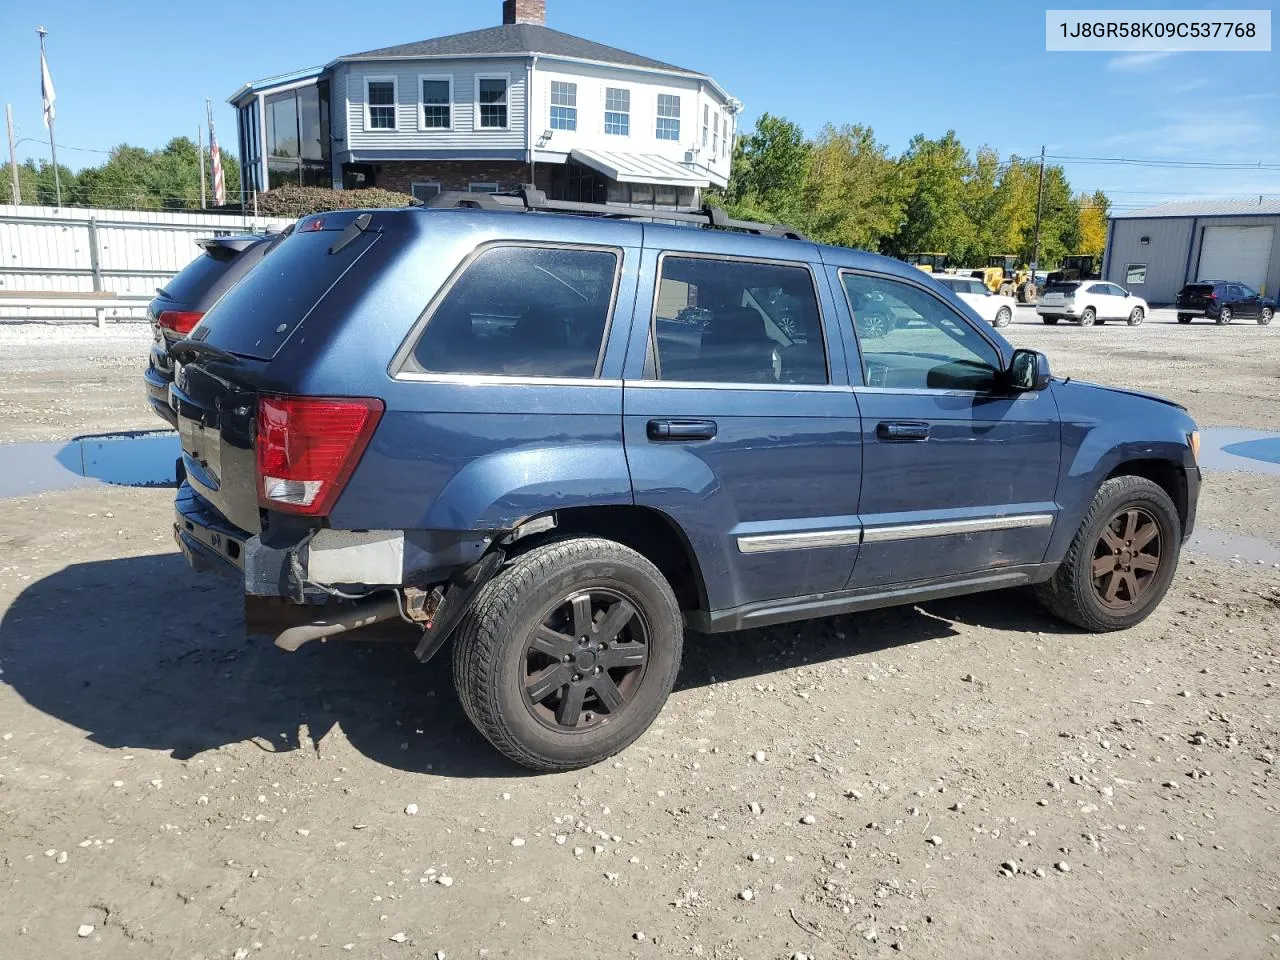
[622,239,862,614]
[832,267,1062,589]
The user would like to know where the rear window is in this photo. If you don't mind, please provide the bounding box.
[193,229,377,361]
[1181,284,1215,295]
[1043,282,1081,295]
[161,249,243,305]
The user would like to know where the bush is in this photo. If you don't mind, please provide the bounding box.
[256,184,417,218]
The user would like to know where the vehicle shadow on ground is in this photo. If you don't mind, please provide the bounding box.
[0,554,1066,778]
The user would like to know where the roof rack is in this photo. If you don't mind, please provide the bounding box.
[425,185,808,241]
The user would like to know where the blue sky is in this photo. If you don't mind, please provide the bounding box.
[3,0,1277,210]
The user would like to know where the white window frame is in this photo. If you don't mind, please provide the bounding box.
[418,74,453,132]
[702,104,709,148]
[474,72,511,131]
[713,112,720,156]
[603,86,630,137]
[549,79,578,132]
[364,75,398,132]
[411,181,442,202]
[468,182,500,193]
[657,93,681,142]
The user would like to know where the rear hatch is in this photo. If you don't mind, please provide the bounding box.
[171,213,383,533]
[1039,281,1080,305]
[1177,283,1215,309]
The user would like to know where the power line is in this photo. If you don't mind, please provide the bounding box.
[1045,152,1280,171]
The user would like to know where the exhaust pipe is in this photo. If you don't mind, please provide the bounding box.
[273,597,404,652]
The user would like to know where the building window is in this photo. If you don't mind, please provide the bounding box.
[469,182,500,193]
[702,105,709,148]
[657,94,681,141]
[266,84,330,189]
[365,78,397,130]
[420,76,452,129]
[723,114,731,157]
[1125,264,1147,285]
[238,98,262,198]
[550,80,577,131]
[604,87,630,136]
[713,113,720,156]
[412,182,441,202]
[477,76,509,129]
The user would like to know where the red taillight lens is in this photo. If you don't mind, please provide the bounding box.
[157,310,204,335]
[256,395,384,516]
[1205,292,1216,300]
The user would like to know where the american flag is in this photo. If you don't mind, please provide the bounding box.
[206,101,225,206]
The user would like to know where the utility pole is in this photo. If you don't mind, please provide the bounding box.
[198,123,206,209]
[37,26,61,207]
[5,104,21,205]
[1030,145,1046,287]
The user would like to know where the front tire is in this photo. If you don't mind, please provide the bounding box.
[1127,306,1145,326]
[1035,476,1181,632]
[994,306,1013,328]
[1260,306,1274,326]
[1177,314,1193,324]
[1079,307,1097,326]
[452,537,683,772]
[1217,306,1233,325]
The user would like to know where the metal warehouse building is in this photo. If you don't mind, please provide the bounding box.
[1103,199,1280,305]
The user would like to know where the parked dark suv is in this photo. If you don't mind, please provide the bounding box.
[145,228,292,425]
[168,189,1201,771]
[1175,281,1275,326]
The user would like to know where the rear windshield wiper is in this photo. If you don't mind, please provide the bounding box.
[170,338,238,365]
[329,213,373,255]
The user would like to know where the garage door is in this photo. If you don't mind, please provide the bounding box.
[1197,225,1275,292]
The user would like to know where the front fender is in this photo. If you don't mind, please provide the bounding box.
[1044,381,1197,563]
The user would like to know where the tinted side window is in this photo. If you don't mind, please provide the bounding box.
[652,256,827,385]
[409,245,618,378]
[842,272,1001,391]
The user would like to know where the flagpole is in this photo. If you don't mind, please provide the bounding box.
[37,26,61,207]
[198,123,206,209]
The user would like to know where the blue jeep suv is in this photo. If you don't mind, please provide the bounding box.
[168,189,1201,771]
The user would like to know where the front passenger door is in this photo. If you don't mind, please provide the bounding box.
[835,269,1062,589]
[1232,284,1259,318]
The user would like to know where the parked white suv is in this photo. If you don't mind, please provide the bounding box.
[1037,281,1148,326]
[934,275,1016,327]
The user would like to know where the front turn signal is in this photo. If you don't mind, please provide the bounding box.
[1188,431,1200,464]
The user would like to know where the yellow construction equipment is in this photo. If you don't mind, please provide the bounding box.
[970,255,1033,299]
[903,253,949,274]
[1046,255,1100,284]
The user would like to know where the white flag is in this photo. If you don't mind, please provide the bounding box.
[41,49,56,128]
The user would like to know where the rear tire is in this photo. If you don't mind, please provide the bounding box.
[1127,306,1145,326]
[1041,316,1060,325]
[1177,314,1193,324]
[994,306,1013,328]
[1035,476,1181,632]
[452,537,683,772]
[1260,306,1274,326]
[1216,306,1233,325]
[1079,307,1097,326]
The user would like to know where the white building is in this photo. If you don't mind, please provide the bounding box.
[229,0,740,207]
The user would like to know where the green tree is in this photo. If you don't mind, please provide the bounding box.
[890,131,975,261]
[718,113,811,228]
[1076,189,1110,259]
[804,124,905,251]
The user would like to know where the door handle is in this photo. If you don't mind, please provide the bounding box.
[647,419,718,441]
[877,421,929,442]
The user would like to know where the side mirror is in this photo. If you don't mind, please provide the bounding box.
[1008,348,1051,392]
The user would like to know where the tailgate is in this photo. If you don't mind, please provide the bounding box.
[172,358,264,534]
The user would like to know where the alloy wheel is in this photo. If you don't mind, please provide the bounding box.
[858,312,890,339]
[522,589,649,731]
[1260,307,1274,326]
[1091,506,1163,611]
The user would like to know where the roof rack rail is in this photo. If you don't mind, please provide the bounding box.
[425,185,808,241]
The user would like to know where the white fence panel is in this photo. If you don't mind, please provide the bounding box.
[0,204,294,322]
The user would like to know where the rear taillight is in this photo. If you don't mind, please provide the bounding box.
[157,310,204,335]
[1205,292,1216,300]
[256,395,384,516]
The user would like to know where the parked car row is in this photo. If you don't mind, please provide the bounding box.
[150,191,1200,771]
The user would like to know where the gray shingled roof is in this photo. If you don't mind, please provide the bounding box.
[1113,199,1280,219]
[339,23,700,76]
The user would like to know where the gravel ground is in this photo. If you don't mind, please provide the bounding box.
[1,311,1279,958]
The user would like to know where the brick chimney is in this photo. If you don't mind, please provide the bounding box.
[502,0,546,25]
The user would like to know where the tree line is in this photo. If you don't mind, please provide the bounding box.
[713,115,1109,269]
[1,137,241,210]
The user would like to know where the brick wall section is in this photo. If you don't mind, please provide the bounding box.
[503,0,546,24]
[374,161,555,195]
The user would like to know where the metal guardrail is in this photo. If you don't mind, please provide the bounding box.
[0,293,152,328]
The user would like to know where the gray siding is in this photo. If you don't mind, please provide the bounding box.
[344,58,528,154]
[1105,214,1280,303]
[330,66,349,186]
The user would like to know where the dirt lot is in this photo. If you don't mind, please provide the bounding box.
[1,313,1279,959]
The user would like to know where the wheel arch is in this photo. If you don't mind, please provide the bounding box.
[1104,458,1188,532]
[511,505,710,615]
